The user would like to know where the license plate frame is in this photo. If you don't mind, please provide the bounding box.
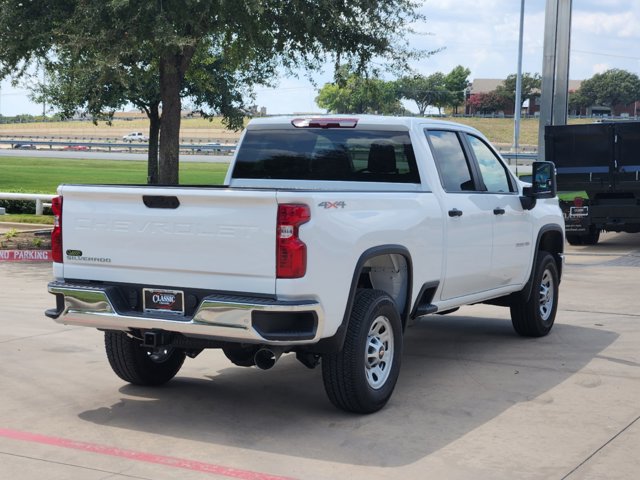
[569,206,589,218]
[143,288,185,315]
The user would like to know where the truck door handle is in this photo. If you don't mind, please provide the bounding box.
[448,209,463,217]
[143,195,180,209]
[493,208,506,215]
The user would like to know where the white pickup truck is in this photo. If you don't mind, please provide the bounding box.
[46,116,564,413]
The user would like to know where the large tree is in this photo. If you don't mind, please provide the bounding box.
[579,68,640,108]
[495,72,541,108]
[0,0,423,184]
[316,68,404,114]
[444,65,471,114]
[32,45,262,183]
[397,72,449,115]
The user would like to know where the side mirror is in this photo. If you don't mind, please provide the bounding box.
[520,161,557,210]
[531,161,557,198]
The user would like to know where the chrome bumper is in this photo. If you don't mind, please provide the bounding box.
[47,281,323,345]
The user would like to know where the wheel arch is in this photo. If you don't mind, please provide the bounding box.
[522,224,564,302]
[312,245,413,353]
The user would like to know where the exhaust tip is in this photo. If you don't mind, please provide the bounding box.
[254,348,282,370]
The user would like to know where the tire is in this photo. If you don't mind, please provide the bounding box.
[104,331,186,386]
[566,227,600,246]
[510,251,559,337]
[565,234,582,246]
[582,227,600,245]
[322,289,403,414]
[223,345,258,367]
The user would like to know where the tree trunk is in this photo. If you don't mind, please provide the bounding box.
[158,48,194,185]
[147,102,160,184]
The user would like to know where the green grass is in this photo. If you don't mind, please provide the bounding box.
[451,117,594,147]
[0,157,230,193]
[0,214,54,224]
[558,191,587,201]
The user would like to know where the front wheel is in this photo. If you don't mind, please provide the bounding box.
[510,251,559,337]
[322,289,403,414]
[105,331,185,385]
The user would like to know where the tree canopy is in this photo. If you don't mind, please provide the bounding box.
[578,69,640,108]
[316,68,404,114]
[444,66,471,114]
[495,72,541,105]
[0,0,424,184]
[396,72,448,115]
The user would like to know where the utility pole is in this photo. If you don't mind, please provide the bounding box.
[538,0,573,160]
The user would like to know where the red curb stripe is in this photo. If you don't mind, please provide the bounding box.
[0,428,296,480]
[0,250,52,262]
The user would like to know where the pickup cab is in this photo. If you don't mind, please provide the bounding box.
[47,116,565,413]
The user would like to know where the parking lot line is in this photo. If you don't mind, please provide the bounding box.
[0,428,296,480]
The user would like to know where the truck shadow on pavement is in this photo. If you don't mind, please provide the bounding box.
[79,314,617,467]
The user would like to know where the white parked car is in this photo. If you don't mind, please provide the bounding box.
[122,132,148,143]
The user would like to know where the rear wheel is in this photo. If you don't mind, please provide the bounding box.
[105,331,185,385]
[565,234,582,246]
[566,227,600,246]
[322,289,402,414]
[582,226,600,245]
[510,251,559,337]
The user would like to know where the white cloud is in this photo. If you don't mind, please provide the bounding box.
[592,63,611,75]
[573,11,640,39]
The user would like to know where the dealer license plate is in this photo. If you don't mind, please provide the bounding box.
[143,288,185,314]
[569,206,589,218]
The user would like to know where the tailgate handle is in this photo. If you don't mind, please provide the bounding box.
[143,195,180,209]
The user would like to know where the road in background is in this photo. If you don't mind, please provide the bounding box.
[1,232,639,479]
[0,149,231,163]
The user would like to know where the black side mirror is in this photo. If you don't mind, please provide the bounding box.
[531,161,557,198]
[520,161,557,210]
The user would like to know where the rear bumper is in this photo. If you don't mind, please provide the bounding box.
[46,281,323,345]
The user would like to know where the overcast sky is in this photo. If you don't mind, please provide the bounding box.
[1,0,639,116]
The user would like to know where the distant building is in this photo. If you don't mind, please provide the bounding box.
[466,78,640,117]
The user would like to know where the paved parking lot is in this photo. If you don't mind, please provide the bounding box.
[1,232,639,479]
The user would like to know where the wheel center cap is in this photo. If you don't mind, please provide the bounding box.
[378,346,385,359]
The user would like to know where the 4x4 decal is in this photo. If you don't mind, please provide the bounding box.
[318,201,346,209]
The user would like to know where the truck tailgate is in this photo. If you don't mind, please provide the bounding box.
[59,185,278,294]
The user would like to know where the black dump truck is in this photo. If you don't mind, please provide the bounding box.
[545,121,640,245]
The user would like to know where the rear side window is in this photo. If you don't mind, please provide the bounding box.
[426,130,475,192]
[232,129,420,183]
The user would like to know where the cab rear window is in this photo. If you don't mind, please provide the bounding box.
[232,129,420,183]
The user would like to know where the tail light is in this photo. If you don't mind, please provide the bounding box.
[277,204,310,278]
[51,196,63,263]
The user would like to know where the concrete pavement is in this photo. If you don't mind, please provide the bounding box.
[0,232,639,479]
